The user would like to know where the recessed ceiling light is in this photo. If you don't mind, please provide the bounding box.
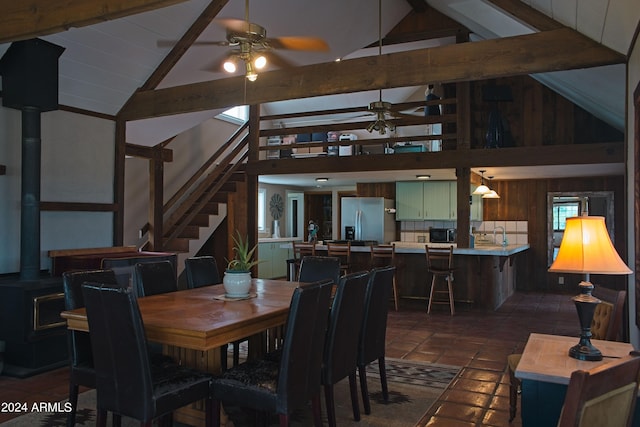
[316,177,329,182]
[416,174,431,179]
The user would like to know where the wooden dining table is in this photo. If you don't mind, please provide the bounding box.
[60,278,300,427]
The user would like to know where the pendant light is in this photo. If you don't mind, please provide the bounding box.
[482,176,500,199]
[473,170,491,195]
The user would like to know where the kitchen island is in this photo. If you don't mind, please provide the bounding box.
[309,241,530,311]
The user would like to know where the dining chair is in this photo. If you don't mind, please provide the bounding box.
[425,245,455,315]
[133,260,178,297]
[326,241,352,276]
[357,266,396,415]
[508,286,627,422]
[298,255,341,285]
[369,243,399,311]
[211,279,334,427]
[62,269,121,427]
[557,351,640,427]
[184,255,221,288]
[81,282,214,427]
[292,241,316,280]
[322,270,370,427]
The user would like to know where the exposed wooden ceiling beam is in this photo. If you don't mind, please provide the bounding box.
[0,0,190,44]
[404,0,428,13]
[120,28,625,121]
[136,0,228,92]
[246,143,624,176]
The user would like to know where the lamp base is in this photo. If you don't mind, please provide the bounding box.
[568,339,603,361]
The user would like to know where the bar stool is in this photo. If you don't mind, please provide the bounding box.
[292,241,316,280]
[327,241,351,276]
[425,245,455,315]
[369,244,399,311]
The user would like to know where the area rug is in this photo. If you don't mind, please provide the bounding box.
[0,358,460,427]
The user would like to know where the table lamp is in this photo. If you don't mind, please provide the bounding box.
[548,216,631,361]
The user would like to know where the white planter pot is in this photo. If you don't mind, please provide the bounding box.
[223,271,252,297]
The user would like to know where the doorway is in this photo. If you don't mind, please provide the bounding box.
[304,192,332,241]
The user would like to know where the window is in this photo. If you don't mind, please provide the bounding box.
[258,188,266,232]
[218,106,248,124]
[553,203,579,231]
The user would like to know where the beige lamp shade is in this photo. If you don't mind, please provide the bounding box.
[473,184,490,195]
[548,216,631,275]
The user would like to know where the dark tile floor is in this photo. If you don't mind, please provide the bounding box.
[0,291,578,426]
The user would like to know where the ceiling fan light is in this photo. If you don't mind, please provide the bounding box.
[245,61,258,81]
[254,55,267,69]
[366,121,377,133]
[223,59,237,73]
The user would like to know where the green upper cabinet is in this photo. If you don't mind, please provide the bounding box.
[396,181,482,221]
[470,188,484,221]
[396,181,456,220]
[424,181,455,220]
[395,181,425,220]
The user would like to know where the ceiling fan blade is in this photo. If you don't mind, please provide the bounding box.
[267,36,329,51]
[215,18,252,33]
[264,51,296,69]
[157,39,230,48]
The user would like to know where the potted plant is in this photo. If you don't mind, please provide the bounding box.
[223,231,260,297]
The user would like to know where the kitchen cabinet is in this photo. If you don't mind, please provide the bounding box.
[257,241,292,279]
[470,189,484,221]
[396,181,483,221]
[395,181,424,220]
[395,181,457,220]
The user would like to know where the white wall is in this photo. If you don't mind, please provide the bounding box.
[0,107,115,274]
[123,117,241,248]
[627,39,640,347]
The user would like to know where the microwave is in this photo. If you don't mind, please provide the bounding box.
[429,228,456,243]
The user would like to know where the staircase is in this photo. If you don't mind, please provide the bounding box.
[141,122,249,256]
[163,167,247,253]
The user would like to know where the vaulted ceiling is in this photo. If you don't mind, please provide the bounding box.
[0,0,637,152]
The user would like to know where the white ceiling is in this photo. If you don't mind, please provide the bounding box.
[0,0,637,187]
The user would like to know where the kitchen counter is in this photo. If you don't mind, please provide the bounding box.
[259,237,301,243]
[278,240,528,310]
[390,242,530,256]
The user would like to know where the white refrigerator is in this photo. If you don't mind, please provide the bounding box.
[340,197,396,244]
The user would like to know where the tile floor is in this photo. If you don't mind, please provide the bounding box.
[0,291,578,426]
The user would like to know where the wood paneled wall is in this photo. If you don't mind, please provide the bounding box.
[483,176,625,293]
[470,76,623,148]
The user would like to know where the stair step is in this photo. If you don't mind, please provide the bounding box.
[174,225,200,239]
[189,214,210,227]
[163,238,190,253]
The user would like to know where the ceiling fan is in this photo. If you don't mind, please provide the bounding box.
[159,0,329,81]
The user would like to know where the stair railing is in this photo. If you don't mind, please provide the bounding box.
[162,123,249,247]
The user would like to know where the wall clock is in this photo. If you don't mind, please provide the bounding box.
[269,193,283,220]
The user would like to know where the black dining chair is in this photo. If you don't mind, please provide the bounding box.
[184,255,221,289]
[298,255,341,285]
[322,270,370,427]
[62,269,121,427]
[82,282,214,427]
[134,260,178,297]
[357,266,396,415]
[211,279,334,427]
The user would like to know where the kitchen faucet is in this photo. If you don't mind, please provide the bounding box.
[493,226,507,246]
